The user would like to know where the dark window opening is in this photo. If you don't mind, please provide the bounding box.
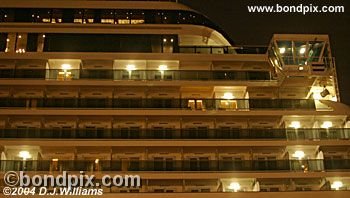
[26,33,38,52]
[0,33,7,51]
[43,33,178,53]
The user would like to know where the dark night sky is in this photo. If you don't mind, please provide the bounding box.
[180,0,350,105]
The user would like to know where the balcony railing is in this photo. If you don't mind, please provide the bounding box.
[178,46,268,54]
[0,98,317,110]
[1,159,348,172]
[1,128,349,140]
[0,69,272,81]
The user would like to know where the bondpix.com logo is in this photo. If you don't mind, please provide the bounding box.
[3,171,141,196]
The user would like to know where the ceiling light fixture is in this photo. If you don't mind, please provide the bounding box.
[158,65,168,71]
[228,182,241,192]
[290,121,301,129]
[126,64,136,71]
[223,92,235,100]
[279,47,286,54]
[292,150,305,160]
[19,151,31,160]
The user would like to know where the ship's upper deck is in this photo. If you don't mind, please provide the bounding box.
[0,0,190,10]
[0,0,234,45]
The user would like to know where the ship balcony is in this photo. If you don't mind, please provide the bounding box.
[179,46,267,54]
[1,159,349,172]
[268,36,335,77]
[270,56,335,75]
[0,98,318,110]
[0,69,272,81]
[1,128,349,141]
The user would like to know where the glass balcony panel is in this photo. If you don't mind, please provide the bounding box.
[179,47,195,53]
[1,159,348,172]
[212,47,225,54]
[14,69,46,78]
[80,69,113,79]
[129,160,140,171]
[0,69,14,78]
[0,98,317,111]
[3,68,273,81]
[45,98,78,108]
[2,127,343,141]
[308,41,325,62]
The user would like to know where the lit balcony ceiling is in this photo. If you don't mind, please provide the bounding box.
[48,59,81,69]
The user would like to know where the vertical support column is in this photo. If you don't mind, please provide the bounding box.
[37,33,46,52]
[15,33,27,53]
[6,33,16,52]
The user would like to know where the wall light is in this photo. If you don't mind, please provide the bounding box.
[158,65,168,71]
[331,181,343,190]
[223,92,235,100]
[18,151,31,160]
[228,182,241,192]
[290,121,301,129]
[321,121,332,129]
[279,47,286,54]
[292,150,305,160]
[61,64,71,70]
[299,47,306,54]
[312,92,322,100]
[52,158,58,162]
[320,88,330,98]
[95,159,99,164]
[126,64,136,71]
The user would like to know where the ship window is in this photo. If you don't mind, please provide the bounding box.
[308,41,325,62]
[51,9,63,23]
[38,9,63,23]
[14,9,32,22]
[43,33,177,53]
[130,10,145,24]
[116,10,130,24]
[101,10,115,24]
[69,10,92,24]
[0,8,230,44]
[73,9,84,23]
[0,33,7,52]
[62,9,74,23]
[0,9,14,22]
[26,33,38,52]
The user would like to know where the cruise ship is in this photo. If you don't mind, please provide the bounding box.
[0,0,349,197]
